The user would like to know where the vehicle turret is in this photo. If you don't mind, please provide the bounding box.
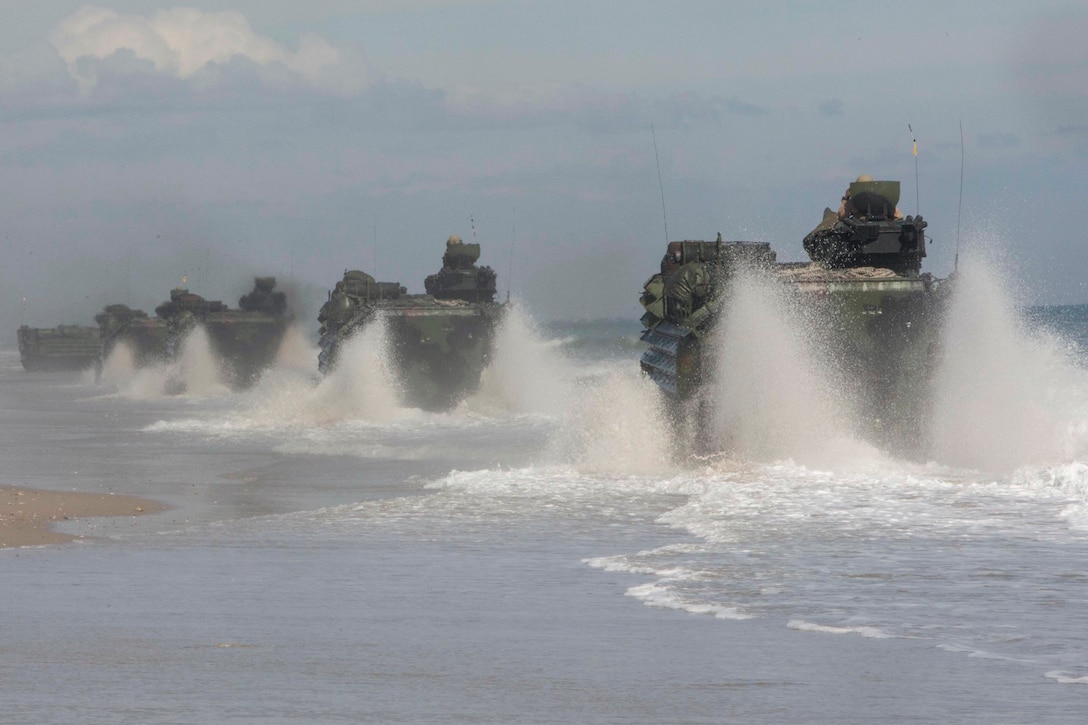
[154,288,228,319]
[424,242,498,303]
[802,180,927,276]
[317,235,505,410]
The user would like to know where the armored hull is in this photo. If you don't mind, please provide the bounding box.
[318,239,503,411]
[16,325,101,372]
[640,181,949,456]
[97,277,290,389]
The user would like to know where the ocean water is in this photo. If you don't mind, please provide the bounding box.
[4,262,1088,723]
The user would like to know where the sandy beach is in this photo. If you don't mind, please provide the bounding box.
[0,486,166,548]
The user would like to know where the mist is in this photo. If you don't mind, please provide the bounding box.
[3,2,1087,343]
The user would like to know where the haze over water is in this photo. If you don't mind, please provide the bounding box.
[5,262,1088,723]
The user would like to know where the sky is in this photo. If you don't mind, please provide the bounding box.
[2,0,1087,332]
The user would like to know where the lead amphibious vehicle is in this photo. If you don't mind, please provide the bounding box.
[639,179,949,455]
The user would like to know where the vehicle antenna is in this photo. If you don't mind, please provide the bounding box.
[652,122,669,245]
[506,209,515,304]
[908,124,920,215]
[956,118,965,272]
[373,216,380,298]
[470,215,478,243]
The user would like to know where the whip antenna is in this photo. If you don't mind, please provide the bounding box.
[908,124,920,215]
[652,122,669,244]
[507,209,515,304]
[956,119,965,272]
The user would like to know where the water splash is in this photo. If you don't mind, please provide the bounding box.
[232,319,412,426]
[569,368,673,474]
[310,321,406,422]
[710,270,865,466]
[929,253,1088,471]
[272,324,318,377]
[174,325,229,396]
[96,326,229,398]
[96,340,137,385]
[463,303,576,416]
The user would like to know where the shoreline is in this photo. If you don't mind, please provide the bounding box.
[0,486,167,548]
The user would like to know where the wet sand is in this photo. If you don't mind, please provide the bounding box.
[0,487,167,548]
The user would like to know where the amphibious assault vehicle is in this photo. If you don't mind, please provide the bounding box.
[96,276,290,389]
[317,236,504,411]
[639,178,949,455]
[16,324,101,372]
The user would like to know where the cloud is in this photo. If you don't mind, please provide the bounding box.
[721,96,766,116]
[977,132,1020,150]
[439,82,642,133]
[818,98,844,117]
[1056,124,1088,137]
[49,5,374,96]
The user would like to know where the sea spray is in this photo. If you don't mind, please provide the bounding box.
[302,319,407,423]
[929,254,1088,471]
[464,303,576,416]
[173,325,229,396]
[95,339,175,400]
[711,270,865,466]
[272,324,318,377]
[96,340,137,385]
[568,368,673,474]
[236,325,321,421]
[213,324,412,432]
[466,305,675,472]
[96,326,230,398]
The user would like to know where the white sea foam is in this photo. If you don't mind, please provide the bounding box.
[1045,671,1088,685]
[935,643,1033,662]
[1011,462,1088,530]
[787,620,892,638]
[625,582,752,620]
[582,555,660,575]
[425,465,664,501]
